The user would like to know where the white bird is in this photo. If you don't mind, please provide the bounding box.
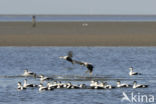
[133,81,148,89]
[40,75,52,81]
[102,82,113,89]
[129,67,141,76]
[23,79,37,88]
[90,80,96,87]
[59,51,74,64]
[66,82,72,89]
[47,82,54,89]
[54,81,64,89]
[23,69,35,77]
[79,84,87,89]
[38,83,49,91]
[90,81,104,89]
[71,83,80,89]
[116,81,130,88]
[17,82,26,90]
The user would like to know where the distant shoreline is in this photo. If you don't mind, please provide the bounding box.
[1,14,156,16]
[0,15,156,22]
[0,21,156,46]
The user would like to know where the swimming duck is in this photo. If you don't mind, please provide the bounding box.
[133,81,148,89]
[47,82,54,89]
[129,67,141,76]
[23,69,35,77]
[116,81,130,88]
[66,82,73,89]
[17,82,26,90]
[102,82,113,89]
[90,80,96,88]
[58,81,65,88]
[38,83,53,91]
[79,84,87,89]
[71,83,80,89]
[40,75,52,81]
[23,79,37,88]
[91,81,104,89]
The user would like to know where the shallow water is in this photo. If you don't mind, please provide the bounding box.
[0,47,156,104]
[0,15,156,22]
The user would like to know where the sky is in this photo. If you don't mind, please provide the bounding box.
[0,0,156,15]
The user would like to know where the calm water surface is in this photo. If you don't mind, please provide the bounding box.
[0,15,156,22]
[0,47,156,104]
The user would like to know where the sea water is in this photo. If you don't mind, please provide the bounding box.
[0,47,156,104]
[0,15,156,22]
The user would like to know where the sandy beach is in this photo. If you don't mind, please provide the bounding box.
[0,21,156,46]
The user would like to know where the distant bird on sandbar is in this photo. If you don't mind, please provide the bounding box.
[59,51,75,64]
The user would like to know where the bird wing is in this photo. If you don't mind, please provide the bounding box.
[68,51,73,58]
[74,60,84,65]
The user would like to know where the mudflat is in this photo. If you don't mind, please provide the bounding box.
[0,21,156,46]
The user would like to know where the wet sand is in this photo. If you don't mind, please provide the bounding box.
[0,21,156,46]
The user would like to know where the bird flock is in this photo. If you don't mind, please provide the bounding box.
[17,51,148,91]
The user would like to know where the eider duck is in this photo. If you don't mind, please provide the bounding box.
[23,69,35,77]
[40,75,52,81]
[38,83,53,91]
[23,79,37,88]
[129,67,141,76]
[116,81,130,88]
[75,61,94,75]
[17,82,26,90]
[133,81,148,89]
[59,51,74,64]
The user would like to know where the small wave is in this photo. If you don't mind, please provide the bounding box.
[1,75,156,81]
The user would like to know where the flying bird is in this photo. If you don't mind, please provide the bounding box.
[59,51,74,64]
[75,60,94,75]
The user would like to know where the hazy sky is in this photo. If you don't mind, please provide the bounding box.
[0,0,156,15]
